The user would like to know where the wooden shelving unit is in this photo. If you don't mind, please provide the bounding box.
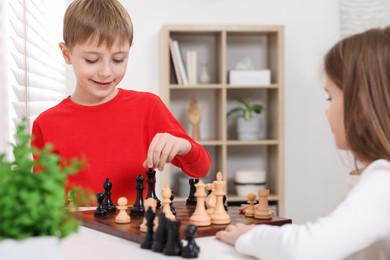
[159,25,285,215]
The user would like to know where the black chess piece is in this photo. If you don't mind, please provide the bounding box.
[223,194,228,211]
[140,206,155,249]
[186,179,199,205]
[152,211,168,252]
[131,174,145,216]
[103,178,116,213]
[182,224,200,258]
[94,192,107,217]
[146,168,161,208]
[163,219,182,256]
[170,192,176,216]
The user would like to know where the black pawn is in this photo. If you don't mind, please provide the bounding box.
[103,178,116,213]
[152,211,168,252]
[146,168,161,208]
[182,224,200,258]
[186,179,199,205]
[94,192,107,216]
[163,219,182,256]
[131,174,145,216]
[170,192,176,216]
[140,206,156,249]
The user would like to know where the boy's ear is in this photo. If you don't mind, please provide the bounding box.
[59,42,72,64]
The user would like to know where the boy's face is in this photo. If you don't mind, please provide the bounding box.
[59,37,130,105]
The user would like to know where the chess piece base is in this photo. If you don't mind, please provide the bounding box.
[115,217,131,224]
[189,215,211,227]
[210,215,231,225]
[254,210,273,219]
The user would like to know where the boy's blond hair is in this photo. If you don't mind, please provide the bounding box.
[63,0,133,49]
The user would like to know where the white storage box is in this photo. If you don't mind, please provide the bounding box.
[229,70,271,85]
[234,170,267,197]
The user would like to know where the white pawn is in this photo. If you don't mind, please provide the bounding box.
[245,192,256,217]
[162,185,175,221]
[115,197,131,224]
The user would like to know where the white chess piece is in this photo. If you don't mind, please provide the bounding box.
[115,197,131,224]
[140,198,157,232]
[210,171,230,224]
[254,188,272,219]
[189,180,211,226]
[205,183,216,215]
[245,192,256,217]
[162,185,175,221]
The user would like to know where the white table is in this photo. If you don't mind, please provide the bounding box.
[63,226,254,260]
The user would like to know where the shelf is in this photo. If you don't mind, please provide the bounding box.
[161,25,284,216]
[226,140,279,146]
[169,84,224,89]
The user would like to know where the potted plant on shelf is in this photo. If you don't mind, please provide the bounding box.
[227,97,265,140]
[0,120,88,259]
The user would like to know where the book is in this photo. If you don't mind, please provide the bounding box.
[186,51,197,85]
[172,40,189,85]
[169,39,182,85]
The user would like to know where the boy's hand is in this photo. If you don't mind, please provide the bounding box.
[143,133,191,171]
[215,223,255,246]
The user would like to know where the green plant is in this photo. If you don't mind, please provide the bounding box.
[0,120,87,240]
[227,97,265,121]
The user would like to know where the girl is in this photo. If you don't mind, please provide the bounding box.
[216,26,390,260]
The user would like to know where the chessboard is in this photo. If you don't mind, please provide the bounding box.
[74,201,292,243]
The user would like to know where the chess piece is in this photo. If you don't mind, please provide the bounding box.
[210,171,231,224]
[140,198,157,232]
[186,178,199,205]
[187,97,203,141]
[146,168,161,208]
[140,206,156,249]
[254,188,273,219]
[245,192,256,217]
[115,197,131,224]
[131,174,145,216]
[162,186,175,221]
[163,219,182,256]
[170,192,176,216]
[94,192,107,217]
[103,178,116,213]
[205,183,216,215]
[182,224,200,258]
[152,211,168,252]
[189,180,211,226]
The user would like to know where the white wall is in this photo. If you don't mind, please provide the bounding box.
[113,0,348,224]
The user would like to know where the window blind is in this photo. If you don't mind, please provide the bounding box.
[8,0,70,139]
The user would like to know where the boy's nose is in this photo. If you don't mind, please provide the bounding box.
[98,63,112,77]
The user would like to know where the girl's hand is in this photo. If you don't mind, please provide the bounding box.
[215,223,255,246]
[143,133,191,171]
[239,204,249,214]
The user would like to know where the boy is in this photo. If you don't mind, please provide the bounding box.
[32,0,211,204]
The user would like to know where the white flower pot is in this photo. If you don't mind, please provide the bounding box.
[0,236,62,260]
[237,116,265,140]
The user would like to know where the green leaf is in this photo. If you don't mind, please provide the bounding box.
[0,117,89,240]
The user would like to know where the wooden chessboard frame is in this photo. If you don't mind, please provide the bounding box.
[74,202,292,243]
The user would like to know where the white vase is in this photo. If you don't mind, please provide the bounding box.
[200,63,211,84]
[0,236,62,260]
[237,116,263,140]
